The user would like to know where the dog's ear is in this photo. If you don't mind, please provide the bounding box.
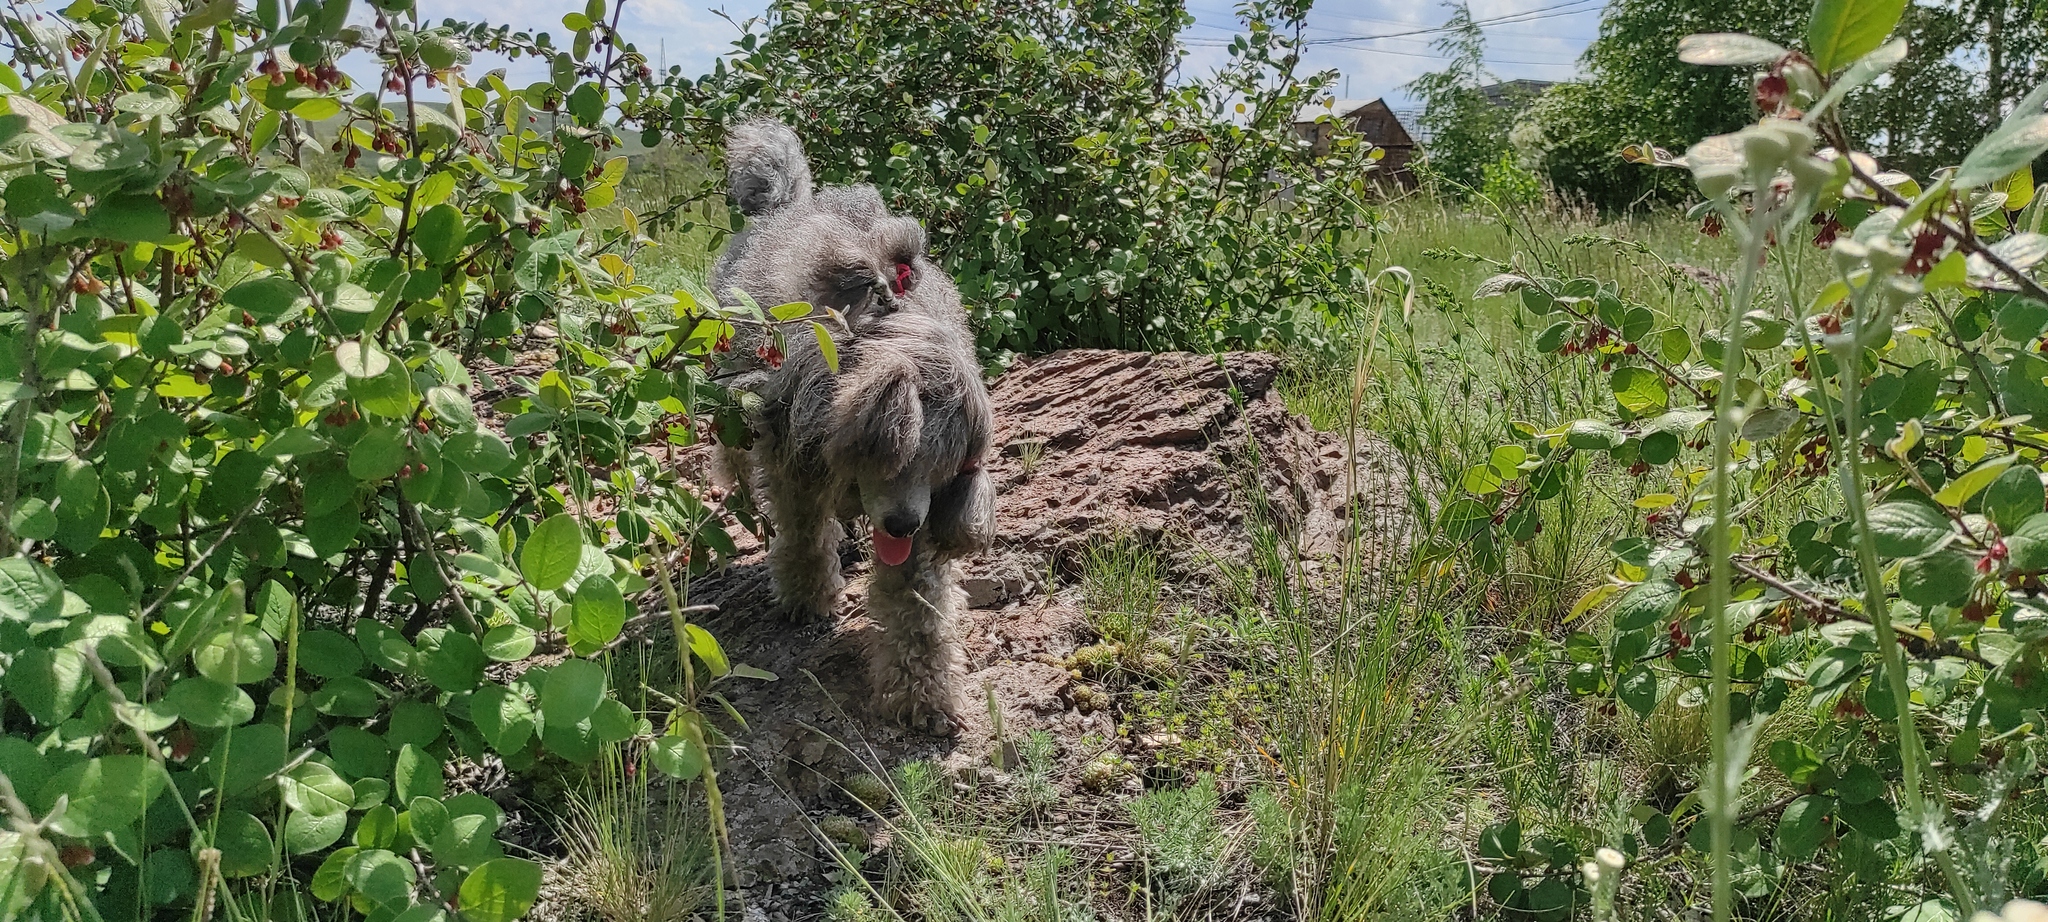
[826,351,923,478]
[726,119,813,217]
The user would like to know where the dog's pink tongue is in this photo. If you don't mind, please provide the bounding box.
[873,528,914,567]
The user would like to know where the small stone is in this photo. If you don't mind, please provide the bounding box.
[1138,732,1182,750]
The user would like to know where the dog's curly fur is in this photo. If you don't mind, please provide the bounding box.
[710,119,995,734]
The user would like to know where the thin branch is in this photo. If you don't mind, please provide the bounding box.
[1730,558,1993,668]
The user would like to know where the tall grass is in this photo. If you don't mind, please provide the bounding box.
[554,746,718,922]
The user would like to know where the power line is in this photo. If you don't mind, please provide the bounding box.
[1302,0,1603,46]
[1189,1,1596,38]
[1185,38,1582,67]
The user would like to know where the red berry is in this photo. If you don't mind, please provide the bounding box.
[1755,74,1788,111]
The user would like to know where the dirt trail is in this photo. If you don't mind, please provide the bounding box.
[643,349,1414,915]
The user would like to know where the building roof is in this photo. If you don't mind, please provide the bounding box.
[1293,98,1380,125]
[1477,79,1555,107]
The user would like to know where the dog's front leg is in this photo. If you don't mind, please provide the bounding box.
[866,549,966,735]
[762,464,847,623]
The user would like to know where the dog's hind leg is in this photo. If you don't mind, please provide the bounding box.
[762,463,846,623]
[866,547,965,735]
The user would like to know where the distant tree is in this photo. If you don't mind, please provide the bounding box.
[1520,0,2048,211]
[1517,0,1801,211]
[1838,0,2048,176]
[1409,4,1537,194]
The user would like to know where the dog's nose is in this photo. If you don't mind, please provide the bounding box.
[881,512,923,539]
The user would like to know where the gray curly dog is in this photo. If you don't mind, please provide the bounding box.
[709,119,995,734]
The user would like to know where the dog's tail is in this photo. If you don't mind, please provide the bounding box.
[725,119,812,217]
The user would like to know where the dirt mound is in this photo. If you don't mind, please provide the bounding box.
[642,350,1414,915]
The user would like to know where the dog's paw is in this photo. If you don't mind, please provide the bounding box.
[774,595,836,624]
[899,699,965,737]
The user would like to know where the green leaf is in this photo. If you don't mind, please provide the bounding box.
[1838,796,1900,839]
[812,321,839,373]
[471,683,537,753]
[540,657,606,728]
[40,755,166,836]
[1612,579,1682,631]
[443,430,513,474]
[431,812,501,868]
[415,627,485,692]
[2006,513,2048,570]
[5,645,89,724]
[1933,454,2017,508]
[193,623,277,685]
[1477,819,1520,860]
[284,808,348,854]
[1676,32,1789,66]
[356,805,398,850]
[1768,739,1824,784]
[223,276,304,323]
[311,676,385,717]
[258,427,329,460]
[1899,550,1975,606]
[327,725,392,780]
[520,514,585,591]
[394,744,443,803]
[482,624,537,662]
[1616,664,1657,717]
[206,724,286,798]
[648,722,708,780]
[1565,419,1625,451]
[346,849,417,911]
[334,340,392,378]
[1805,0,1908,72]
[298,630,366,678]
[280,762,354,817]
[1862,500,1954,559]
[1610,366,1668,416]
[685,623,730,678]
[87,194,173,243]
[1807,647,1864,692]
[566,575,627,653]
[589,697,636,744]
[165,676,256,727]
[0,558,64,622]
[349,424,411,481]
[311,847,359,902]
[458,859,543,922]
[214,811,276,877]
[1985,465,2045,534]
[351,363,417,419]
[1775,795,1833,859]
[427,386,477,431]
[1835,763,1885,804]
[413,204,466,266]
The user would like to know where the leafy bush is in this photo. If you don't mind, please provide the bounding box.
[1479,151,1544,210]
[683,0,1382,357]
[1452,1,2048,915]
[1408,4,1534,197]
[1522,0,2048,212]
[1127,772,1225,910]
[0,1,786,918]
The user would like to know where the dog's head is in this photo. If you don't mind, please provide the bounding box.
[818,331,992,566]
[714,120,960,335]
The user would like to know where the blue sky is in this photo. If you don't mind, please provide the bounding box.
[412,0,1606,110]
